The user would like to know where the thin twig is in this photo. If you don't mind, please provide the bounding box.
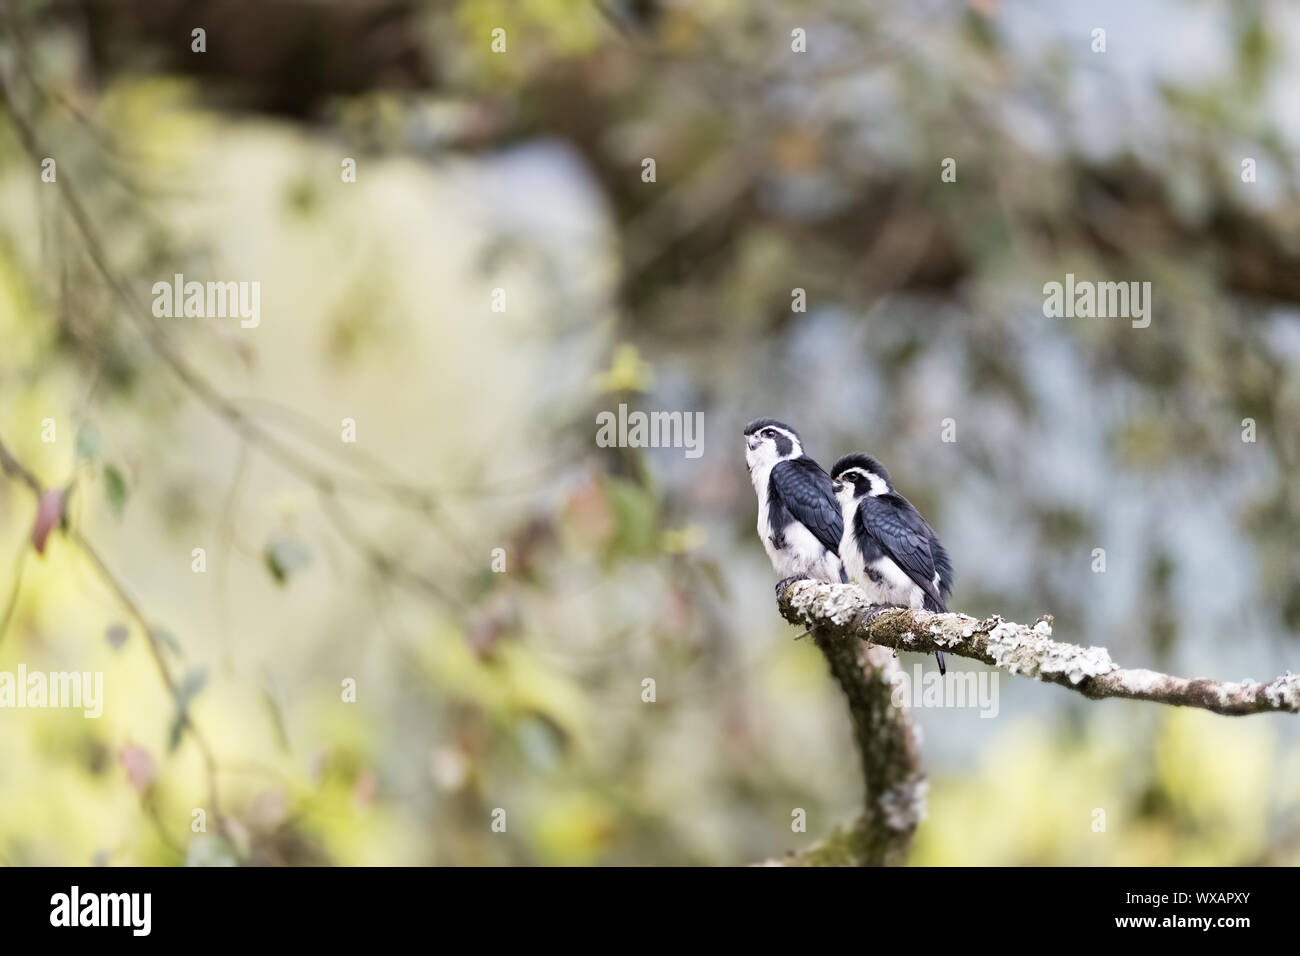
[0,432,234,847]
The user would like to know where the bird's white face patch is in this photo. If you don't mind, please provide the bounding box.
[837,468,889,498]
[834,478,857,509]
[745,426,802,472]
[863,471,889,496]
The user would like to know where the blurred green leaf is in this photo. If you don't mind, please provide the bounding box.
[167,713,185,752]
[593,344,654,394]
[152,627,183,658]
[168,668,209,753]
[603,478,657,557]
[74,425,100,462]
[515,713,567,771]
[694,558,728,599]
[177,668,208,707]
[260,669,292,753]
[264,537,312,585]
[103,464,129,519]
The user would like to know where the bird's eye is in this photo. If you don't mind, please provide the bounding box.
[763,429,775,438]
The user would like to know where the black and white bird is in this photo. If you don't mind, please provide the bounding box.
[831,453,954,675]
[744,419,847,592]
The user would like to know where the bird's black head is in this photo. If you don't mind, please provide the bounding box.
[744,418,802,467]
[744,418,798,439]
[831,453,891,499]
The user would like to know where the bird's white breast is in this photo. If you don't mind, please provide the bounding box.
[752,461,774,542]
[871,556,926,608]
[839,520,869,587]
[752,461,842,581]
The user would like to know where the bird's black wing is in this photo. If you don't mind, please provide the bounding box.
[931,535,954,602]
[861,492,947,612]
[770,457,844,555]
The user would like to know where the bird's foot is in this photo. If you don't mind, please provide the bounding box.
[775,576,802,600]
[862,602,907,624]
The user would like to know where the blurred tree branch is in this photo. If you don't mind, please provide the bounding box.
[780,581,1300,716]
[0,433,232,850]
[0,38,470,615]
[69,0,434,116]
[763,632,924,867]
[28,1,1300,308]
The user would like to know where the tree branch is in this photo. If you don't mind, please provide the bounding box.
[778,581,1300,717]
[763,633,924,866]
[0,432,233,849]
[0,49,468,616]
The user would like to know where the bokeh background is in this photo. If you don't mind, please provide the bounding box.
[1,0,1298,865]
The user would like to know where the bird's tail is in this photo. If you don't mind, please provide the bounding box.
[923,594,948,675]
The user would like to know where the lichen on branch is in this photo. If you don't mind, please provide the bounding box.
[778,580,1300,717]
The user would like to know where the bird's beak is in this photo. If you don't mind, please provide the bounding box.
[745,436,758,451]
[832,480,844,494]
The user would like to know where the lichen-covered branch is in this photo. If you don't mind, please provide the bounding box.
[779,581,1300,717]
[810,635,925,864]
[761,611,927,866]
